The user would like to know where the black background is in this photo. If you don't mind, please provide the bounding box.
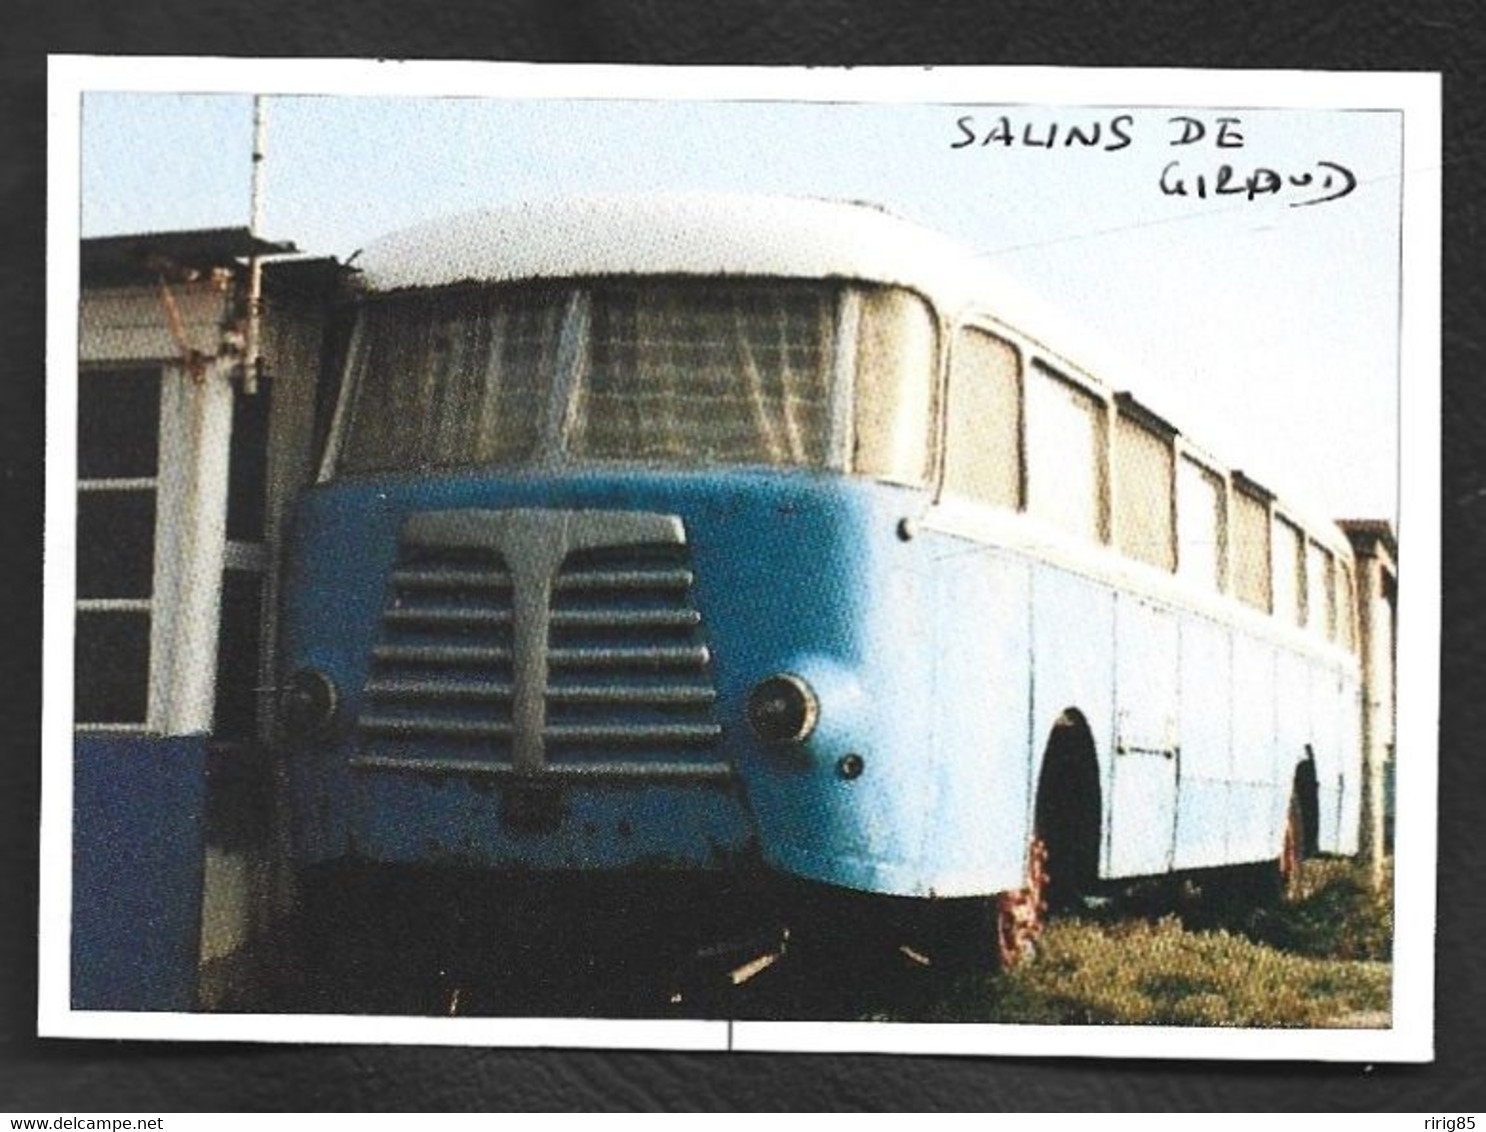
[3,0,1483,1111]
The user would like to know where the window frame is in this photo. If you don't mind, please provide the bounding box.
[939,321,1025,510]
[74,363,165,732]
[1306,537,1337,640]
[1112,392,1178,574]
[1175,449,1229,595]
[1337,556,1360,652]
[1230,475,1274,615]
[1271,510,1308,630]
[326,277,943,487]
[1023,357,1111,546]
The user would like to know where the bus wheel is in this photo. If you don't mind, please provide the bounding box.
[1276,792,1305,902]
[1240,791,1307,909]
[918,834,1047,979]
[994,832,1050,969]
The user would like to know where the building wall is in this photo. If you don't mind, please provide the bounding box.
[74,265,337,1009]
[73,280,232,1010]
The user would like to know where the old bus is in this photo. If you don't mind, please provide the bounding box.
[277,194,1364,973]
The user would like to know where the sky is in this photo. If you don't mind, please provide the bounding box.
[74,77,1405,522]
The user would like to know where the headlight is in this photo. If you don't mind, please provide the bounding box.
[280,667,339,740]
[747,673,819,745]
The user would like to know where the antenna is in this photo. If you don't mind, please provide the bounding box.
[244,94,267,395]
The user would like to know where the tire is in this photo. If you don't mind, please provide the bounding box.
[926,830,1048,978]
[926,717,1095,976]
[1235,791,1306,910]
[994,831,1050,969]
[1275,790,1305,903]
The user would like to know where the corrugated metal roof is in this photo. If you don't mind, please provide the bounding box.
[81,227,297,286]
[261,255,352,300]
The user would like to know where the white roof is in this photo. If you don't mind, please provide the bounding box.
[355,192,994,307]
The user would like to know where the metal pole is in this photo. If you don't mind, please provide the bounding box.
[244,95,267,395]
[1356,551,1388,892]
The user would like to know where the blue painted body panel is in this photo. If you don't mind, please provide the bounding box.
[72,734,206,1011]
[1309,665,1345,852]
[923,514,1361,883]
[1174,615,1233,870]
[282,468,1363,900]
[1026,566,1117,872]
[284,468,959,895]
[1108,597,1180,877]
[1230,634,1282,862]
[1275,650,1313,853]
[919,538,1033,895]
[1336,681,1364,854]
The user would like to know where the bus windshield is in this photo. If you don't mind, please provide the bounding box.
[335,278,936,482]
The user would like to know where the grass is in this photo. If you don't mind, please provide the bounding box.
[876,859,1394,1027]
[1235,858,1394,962]
[957,916,1390,1027]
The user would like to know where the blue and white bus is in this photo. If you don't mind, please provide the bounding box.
[276,194,1365,973]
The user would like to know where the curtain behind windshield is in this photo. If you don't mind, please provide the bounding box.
[570,281,836,467]
[339,286,565,473]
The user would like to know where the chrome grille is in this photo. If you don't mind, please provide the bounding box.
[358,545,517,754]
[544,543,720,766]
[354,508,725,783]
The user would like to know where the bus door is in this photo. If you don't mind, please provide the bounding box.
[1107,595,1180,877]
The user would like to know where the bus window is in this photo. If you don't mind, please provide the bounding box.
[338,277,936,481]
[575,279,837,467]
[943,327,1021,509]
[1026,362,1105,543]
[1232,487,1271,612]
[340,284,563,473]
[1114,410,1175,572]
[1339,558,1358,650]
[852,288,939,486]
[1177,456,1225,592]
[1272,516,1306,628]
[1307,539,1336,639]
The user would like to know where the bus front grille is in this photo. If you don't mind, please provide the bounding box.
[354,508,725,783]
[358,548,517,757]
[544,542,720,767]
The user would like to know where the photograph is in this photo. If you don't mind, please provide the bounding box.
[42,59,1438,1060]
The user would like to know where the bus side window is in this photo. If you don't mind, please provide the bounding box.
[943,327,1021,509]
[1307,539,1336,640]
[1114,408,1176,572]
[1338,558,1358,651]
[1026,362,1106,544]
[1177,456,1225,592]
[1272,516,1306,629]
[1232,487,1272,613]
[855,288,939,486]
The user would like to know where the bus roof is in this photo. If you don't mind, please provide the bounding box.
[354,192,994,305]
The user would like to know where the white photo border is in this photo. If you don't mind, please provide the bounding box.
[42,56,1440,1061]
